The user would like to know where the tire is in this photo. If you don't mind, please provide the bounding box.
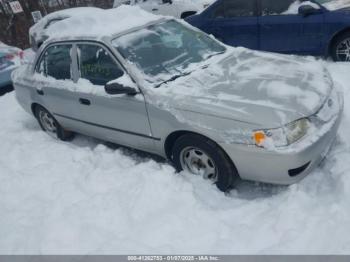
[331,31,350,62]
[171,134,239,192]
[34,105,74,141]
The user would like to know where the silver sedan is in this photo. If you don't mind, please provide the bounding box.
[12,14,343,192]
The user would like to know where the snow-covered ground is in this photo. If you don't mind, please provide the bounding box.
[0,59,350,254]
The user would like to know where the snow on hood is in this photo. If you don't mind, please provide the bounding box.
[147,48,333,128]
[44,6,162,42]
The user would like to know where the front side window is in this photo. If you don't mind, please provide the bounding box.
[77,44,124,86]
[112,20,225,83]
[261,0,317,15]
[37,44,72,80]
[214,0,256,18]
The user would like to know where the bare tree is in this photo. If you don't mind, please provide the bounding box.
[0,0,114,48]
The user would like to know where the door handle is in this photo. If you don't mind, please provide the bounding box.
[152,8,158,11]
[36,89,44,96]
[79,98,91,106]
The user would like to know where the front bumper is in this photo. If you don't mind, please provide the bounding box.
[219,93,344,185]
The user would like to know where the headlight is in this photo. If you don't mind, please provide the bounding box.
[253,118,310,149]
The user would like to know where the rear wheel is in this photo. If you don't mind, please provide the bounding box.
[171,134,239,192]
[34,105,74,141]
[331,32,350,61]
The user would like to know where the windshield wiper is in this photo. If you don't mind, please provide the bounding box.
[154,51,225,88]
[155,71,193,88]
[206,50,225,61]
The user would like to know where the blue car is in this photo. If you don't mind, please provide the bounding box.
[186,0,350,61]
[0,42,23,88]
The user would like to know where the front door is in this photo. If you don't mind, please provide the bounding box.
[35,43,83,132]
[258,0,324,55]
[68,43,156,152]
[206,0,259,49]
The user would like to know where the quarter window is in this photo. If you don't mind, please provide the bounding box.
[77,44,124,86]
[37,44,72,80]
[214,0,256,18]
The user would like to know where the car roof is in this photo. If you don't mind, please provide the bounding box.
[43,6,165,44]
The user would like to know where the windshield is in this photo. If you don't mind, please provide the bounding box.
[112,20,226,82]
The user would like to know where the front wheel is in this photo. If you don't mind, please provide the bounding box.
[331,32,350,62]
[35,105,74,141]
[171,134,239,192]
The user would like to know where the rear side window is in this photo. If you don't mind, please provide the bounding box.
[37,44,72,80]
[213,0,256,18]
[261,0,299,15]
[77,44,124,86]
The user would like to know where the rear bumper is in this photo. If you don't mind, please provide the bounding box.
[220,93,344,185]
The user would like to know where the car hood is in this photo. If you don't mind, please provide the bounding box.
[149,48,333,128]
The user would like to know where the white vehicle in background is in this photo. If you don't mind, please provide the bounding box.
[113,0,211,18]
[29,7,103,51]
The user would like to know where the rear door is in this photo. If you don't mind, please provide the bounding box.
[206,0,259,49]
[258,0,324,55]
[35,43,82,131]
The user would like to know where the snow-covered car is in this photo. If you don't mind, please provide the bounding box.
[113,0,211,18]
[29,7,103,51]
[13,6,343,192]
[0,42,23,88]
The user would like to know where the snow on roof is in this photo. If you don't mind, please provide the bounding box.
[29,7,103,35]
[45,6,163,42]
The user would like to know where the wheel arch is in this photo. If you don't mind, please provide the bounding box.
[327,27,350,56]
[164,130,238,170]
[31,102,41,117]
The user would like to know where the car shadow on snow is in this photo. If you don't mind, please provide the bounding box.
[24,113,290,200]
[71,134,290,200]
[0,85,13,96]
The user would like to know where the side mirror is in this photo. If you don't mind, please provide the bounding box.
[105,82,138,95]
[298,5,320,16]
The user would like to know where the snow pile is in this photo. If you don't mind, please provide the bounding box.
[1,61,350,254]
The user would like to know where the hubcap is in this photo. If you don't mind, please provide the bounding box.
[336,38,350,61]
[180,147,218,182]
[39,111,57,137]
